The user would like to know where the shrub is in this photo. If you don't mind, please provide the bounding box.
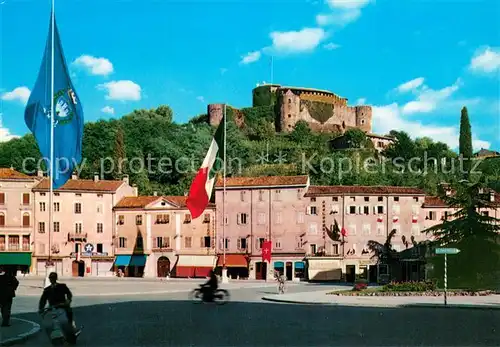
[382,280,437,292]
[353,279,368,291]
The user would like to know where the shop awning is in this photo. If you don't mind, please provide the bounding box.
[177,255,216,267]
[0,252,31,266]
[294,261,305,269]
[217,254,247,267]
[114,255,147,267]
[274,261,284,268]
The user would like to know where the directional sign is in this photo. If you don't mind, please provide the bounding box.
[435,248,460,255]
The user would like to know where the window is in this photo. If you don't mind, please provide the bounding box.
[443,211,450,220]
[275,190,281,201]
[482,211,490,217]
[75,193,82,197]
[238,237,247,250]
[331,205,340,214]
[259,190,264,201]
[97,223,103,233]
[257,238,265,249]
[364,197,369,202]
[297,189,303,199]
[332,244,339,255]
[288,98,291,104]
[258,212,266,225]
[136,215,143,225]
[39,202,46,212]
[156,237,164,248]
[412,205,419,215]
[38,222,45,233]
[377,224,384,236]
[275,212,282,224]
[156,214,170,224]
[363,224,371,235]
[0,193,4,204]
[297,211,304,224]
[54,202,60,212]
[97,243,103,253]
[119,237,126,248]
[118,215,124,225]
[238,213,248,225]
[54,193,60,196]
[378,196,383,202]
[411,225,420,235]
[350,197,356,201]
[224,238,230,250]
[0,213,4,226]
[309,223,318,234]
[392,204,400,214]
[310,197,316,202]
[203,214,210,223]
[22,213,30,227]
[184,214,192,223]
[202,236,211,248]
[240,191,246,202]
[363,206,369,215]
[74,203,82,214]
[348,224,356,235]
[75,223,82,234]
[309,206,317,215]
[349,206,356,214]
[97,194,103,198]
[97,204,103,214]
[332,197,338,202]
[394,197,399,202]
[223,214,229,225]
[164,237,171,248]
[185,237,192,248]
[275,239,282,249]
[377,206,384,214]
[22,193,30,205]
[38,243,45,255]
[54,222,60,232]
[427,211,436,220]
[310,244,317,255]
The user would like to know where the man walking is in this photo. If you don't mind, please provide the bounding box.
[0,266,19,327]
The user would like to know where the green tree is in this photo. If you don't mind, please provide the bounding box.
[366,229,399,281]
[343,128,367,148]
[112,125,126,179]
[459,106,473,175]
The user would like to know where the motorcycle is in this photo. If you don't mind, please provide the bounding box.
[189,285,230,305]
[40,303,81,345]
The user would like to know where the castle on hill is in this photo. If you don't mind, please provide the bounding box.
[207,83,393,151]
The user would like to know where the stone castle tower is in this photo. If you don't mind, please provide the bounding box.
[208,84,373,135]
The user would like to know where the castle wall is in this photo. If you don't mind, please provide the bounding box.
[355,106,372,133]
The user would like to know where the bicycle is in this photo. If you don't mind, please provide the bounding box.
[276,275,286,294]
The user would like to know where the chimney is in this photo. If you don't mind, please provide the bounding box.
[132,184,138,197]
[94,173,99,182]
[37,170,44,177]
[153,191,157,196]
[123,175,129,185]
[71,172,78,180]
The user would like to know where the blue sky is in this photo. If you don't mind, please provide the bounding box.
[1,0,499,151]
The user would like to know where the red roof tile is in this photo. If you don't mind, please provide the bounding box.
[422,196,448,207]
[0,168,32,180]
[33,178,124,192]
[305,185,425,196]
[115,196,161,208]
[215,175,309,188]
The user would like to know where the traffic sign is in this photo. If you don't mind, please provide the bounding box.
[435,248,460,255]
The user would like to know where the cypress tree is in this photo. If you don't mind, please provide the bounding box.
[459,106,473,175]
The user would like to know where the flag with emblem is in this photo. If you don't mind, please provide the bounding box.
[24,12,84,189]
[261,240,272,262]
[186,116,225,219]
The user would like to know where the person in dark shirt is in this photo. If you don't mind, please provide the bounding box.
[38,272,74,326]
[0,266,19,327]
[200,269,218,301]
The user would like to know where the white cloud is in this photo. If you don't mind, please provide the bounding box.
[97,80,141,101]
[241,51,261,64]
[196,96,205,103]
[469,46,500,74]
[101,106,115,115]
[317,0,372,26]
[372,103,490,151]
[1,86,31,104]
[401,78,462,114]
[324,42,341,50]
[397,77,425,93]
[72,55,114,76]
[269,28,326,54]
[356,98,366,105]
[0,113,18,142]
[327,0,371,9]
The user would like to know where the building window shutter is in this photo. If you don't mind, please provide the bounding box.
[200,237,204,248]
[345,205,350,214]
[236,213,241,225]
[219,238,224,250]
[373,206,376,214]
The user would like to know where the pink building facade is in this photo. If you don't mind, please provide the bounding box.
[32,174,136,277]
[113,196,216,278]
[0,168,40,274]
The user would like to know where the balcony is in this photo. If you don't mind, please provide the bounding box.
[68,232,87,242]
[0,244,31,252]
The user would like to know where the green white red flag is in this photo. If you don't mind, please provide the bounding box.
[186,117,225,219]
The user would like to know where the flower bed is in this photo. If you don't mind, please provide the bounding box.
[328,289,496,296]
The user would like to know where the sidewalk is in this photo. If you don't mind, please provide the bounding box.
[0,318,40,346]
[262,289,500,310]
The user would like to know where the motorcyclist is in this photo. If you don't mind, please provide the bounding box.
[200,269,218,301]
[38,272,77,331]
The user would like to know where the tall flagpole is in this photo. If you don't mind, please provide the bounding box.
[47,0,55,282]
[221,103,228,283]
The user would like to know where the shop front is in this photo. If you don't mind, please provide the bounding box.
[216,254,249,279]
[173,255,216,278]
[306,257,343,281]
[0,252,31,275]
[114,254,148,277]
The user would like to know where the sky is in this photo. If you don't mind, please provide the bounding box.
[1,0,499,151]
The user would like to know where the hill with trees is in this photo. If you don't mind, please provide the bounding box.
[0,104,498,196]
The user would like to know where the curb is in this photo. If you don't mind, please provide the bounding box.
[0,318,41,346]
[261,297,500,310]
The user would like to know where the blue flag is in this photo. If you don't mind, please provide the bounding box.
[24,14,84,189]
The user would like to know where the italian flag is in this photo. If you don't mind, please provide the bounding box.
[186,118,225,219]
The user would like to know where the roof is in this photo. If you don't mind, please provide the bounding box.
[0,168,33,180]
[33,178,124,192]
[423,192,500,208]
[474,148,500,157]
[366,133,395,140]
[215,175,309,189]
[304,185,425,196]
[279,85,346,100]
[115,195,215,209]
